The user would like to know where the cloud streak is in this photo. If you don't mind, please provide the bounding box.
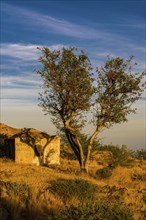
[1,75,41,88]
[0,43,66,61]
[1,2,114,40]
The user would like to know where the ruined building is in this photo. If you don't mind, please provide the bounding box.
[0,127,60,166]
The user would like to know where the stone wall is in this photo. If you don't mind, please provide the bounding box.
[15,137,35,164]
[1,134,60,166]
[43,135,60,165]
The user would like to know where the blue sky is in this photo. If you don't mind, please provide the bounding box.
[0,0,145,149]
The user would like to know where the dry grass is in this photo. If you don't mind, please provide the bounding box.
[0,123,146,219]
[0,123,21,138]
[0,158,146,220]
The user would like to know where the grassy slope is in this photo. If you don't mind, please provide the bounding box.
[0,123,146,219]
[0,158,146,220]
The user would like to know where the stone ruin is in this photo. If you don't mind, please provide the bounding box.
[0,128,60,166]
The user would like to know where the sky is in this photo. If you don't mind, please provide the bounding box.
[0,0,145,150]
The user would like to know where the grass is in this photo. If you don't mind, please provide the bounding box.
[96,166,113,179]
[0,157,146,220]
[56,200,133,220]
[50,178,97,203]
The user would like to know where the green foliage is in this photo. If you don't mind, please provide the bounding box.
[56,200,133,220]
[95,56,145,127]
[135,149,146,160]
[96,167,113,179]
[37,47,145,171]
[61,133,100,159]
[79,133,101,156]
[50,179,97,202]
[37,47,94,129]
[60,144,76,160]
[98,144,134,167]
[0,181,31,203]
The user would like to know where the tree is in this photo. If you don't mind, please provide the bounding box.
[36,47,145,173]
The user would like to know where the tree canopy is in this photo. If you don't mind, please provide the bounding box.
[36,47,145,172]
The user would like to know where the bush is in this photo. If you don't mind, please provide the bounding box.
[96,167,112,179]
[56,200,133,220]
[50,179,97,202]
[61,133,101,160]
[97,145,134,168]
[135,149,146,160]
[0,181,31,203]
[60,144,77,160]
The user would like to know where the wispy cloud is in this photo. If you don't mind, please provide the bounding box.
[1,75,41,88]
[96,52,118,58]
[1,87,39,100]
[1,44,40,60]
[0,43,68,103]
[1,76,41,101]
[1,2,113,40]
[0,43,65,61]
[2,2,145,52]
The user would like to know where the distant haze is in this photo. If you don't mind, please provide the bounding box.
[1,0,145,150]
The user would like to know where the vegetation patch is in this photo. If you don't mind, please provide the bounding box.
[131,172,146,181]
[97,145,134,168]
[0,181,31,203]
[96,167,113,179]
[56,200,133,220]
[50,179,97,202]
[135,149,146,160]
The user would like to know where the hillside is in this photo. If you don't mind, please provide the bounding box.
[0,123,21,138]
[0,123,50,139]
[0,157,146,219]
[0,123,146,220]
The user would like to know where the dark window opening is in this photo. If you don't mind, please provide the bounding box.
[4,139,15,160]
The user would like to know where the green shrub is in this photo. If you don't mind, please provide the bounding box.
[50,179,97,202]
[135,149,146,160]
[56,200,133,220]
[0,181,31,203]
[97,144,134,167]
[96,167,112,179]
[60,144,76,160]
[61,133,101,160]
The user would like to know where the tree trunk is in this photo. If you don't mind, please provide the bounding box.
[84,125,104,174]
[84,144,92,173]
[80,166,88,174]
[65,124,103,174]
[65,129,84,169]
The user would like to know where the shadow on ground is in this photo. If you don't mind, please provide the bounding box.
[0,198,56,220]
